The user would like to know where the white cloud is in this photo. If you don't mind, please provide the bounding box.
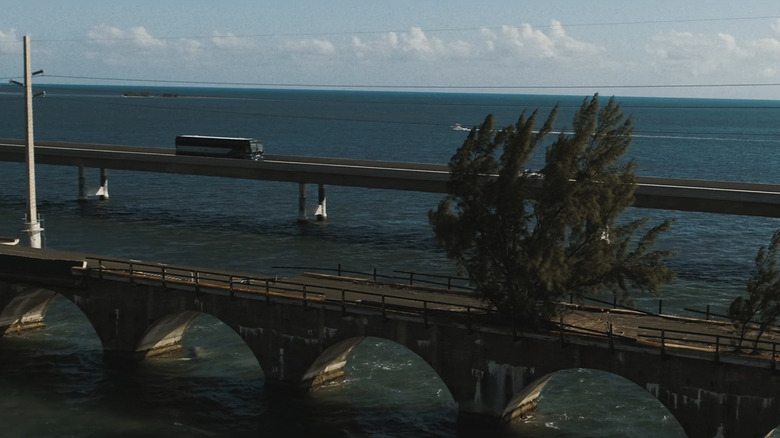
[84,25,210,68]
[750,36,780,59]
[211,31,255,50]
[283,38,335,55]
[0,28,20,54]
[645,30,751,77]
[481,20,603,60]
[352,27,472,61]
[87,25,165,50]
[177,38,203,56]
[396,27,444,58]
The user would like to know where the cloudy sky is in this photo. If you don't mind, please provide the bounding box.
[4,1,780,99]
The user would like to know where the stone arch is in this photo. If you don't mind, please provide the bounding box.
[0,287,58,334]
[764,426,780,438]
[299,335,457,430]
[134,310,264,378]
[502,368,683,434]
[302,336,366,388]
[135,310,200,358]
[301,335,453,402]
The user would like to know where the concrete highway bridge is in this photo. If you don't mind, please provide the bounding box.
[0,139,779,219]
[1,245,780,438]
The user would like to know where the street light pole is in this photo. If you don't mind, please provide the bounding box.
[22,35,44,248]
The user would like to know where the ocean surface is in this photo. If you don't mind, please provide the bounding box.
[1,85,779,437]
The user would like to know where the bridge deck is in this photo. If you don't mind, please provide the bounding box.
[1,139,780,217]
[1,245,776,368]
[280,272,774,362]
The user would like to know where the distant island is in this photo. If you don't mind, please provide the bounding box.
[122,91,181,98]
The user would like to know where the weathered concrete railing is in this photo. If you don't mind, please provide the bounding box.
[272,263,474,292]
[84,257,495,326]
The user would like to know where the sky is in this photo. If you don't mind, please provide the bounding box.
[4,1,780,99]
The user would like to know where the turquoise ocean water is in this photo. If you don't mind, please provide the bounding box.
[0,85,779,437]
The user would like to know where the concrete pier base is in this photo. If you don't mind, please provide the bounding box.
[315,184,327,221]
[97,168,109,200]
[298,183,328,222]
[78,167,109,201]
[2,319,45,335]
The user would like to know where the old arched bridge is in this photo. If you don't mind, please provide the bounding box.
[1,245,779,438]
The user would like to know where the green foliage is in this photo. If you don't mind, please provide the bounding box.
[728,230,780,352]
[429,95,675,327]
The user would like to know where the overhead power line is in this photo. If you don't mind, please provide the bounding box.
[19,14,780,43]
[41,74,780,91]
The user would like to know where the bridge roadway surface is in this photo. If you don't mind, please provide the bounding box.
[1,139,779,217]
[277,273,754,362]
[281,273,753,360]
[2,244,767,365]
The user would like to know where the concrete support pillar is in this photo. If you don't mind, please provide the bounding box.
[316,184,327,221]
[78,167,110,201]
[78,166,88,202]
[297,183,307,223]
[98,168,109,200]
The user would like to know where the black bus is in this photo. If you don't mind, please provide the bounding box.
[175,135,263,160]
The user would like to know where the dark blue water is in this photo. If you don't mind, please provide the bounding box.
[1,85,779,437]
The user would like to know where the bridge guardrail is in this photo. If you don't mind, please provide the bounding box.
[84,257,496,327]
[272,264,474,292]
[637,325,780,368]
[80,256,780,366]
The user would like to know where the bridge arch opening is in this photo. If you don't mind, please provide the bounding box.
[0,286,58,333]
[0,289,102,351]
[304,336,458,436]
[124,312,267,433]
[505,368,685,437]
[0,292,111,435]
[137,311,263,376]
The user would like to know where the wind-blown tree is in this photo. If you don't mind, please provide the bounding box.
[429,95,675,327]
[728,230,780,352]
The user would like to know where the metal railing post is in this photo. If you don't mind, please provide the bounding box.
[559,315,565,344]
[714,336,720,363]
[660,330,666,357]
